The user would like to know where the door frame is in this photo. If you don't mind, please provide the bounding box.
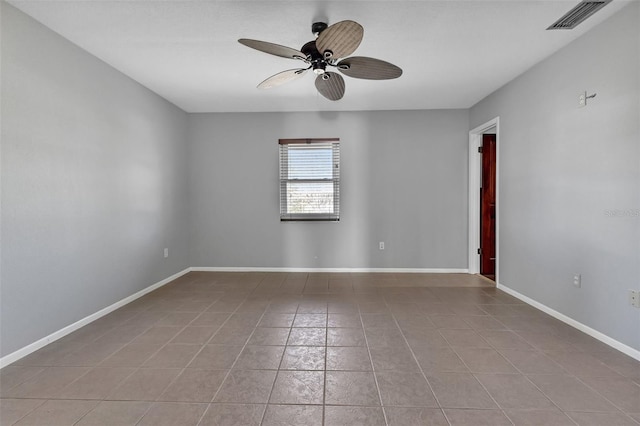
[468,117,500,280]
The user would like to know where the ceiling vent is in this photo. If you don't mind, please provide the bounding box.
[547,0,612,30]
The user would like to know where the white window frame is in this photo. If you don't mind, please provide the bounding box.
[279,138,340,221]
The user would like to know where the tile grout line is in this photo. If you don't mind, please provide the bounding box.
[4,280,204,425]
[436,300,602,425]
[438,319,520,425]
[391,298,500,425]
[4,398,49,426]
[322,295,328,426]
[568,373,638,422]
[193,280,272,426]
[256,273,306,426]
[449,305,603,424]
[359,300,390,426]
[385,295,454,426]
[121,284,243,424]
[51,278,222,422]
[120,289,225,404]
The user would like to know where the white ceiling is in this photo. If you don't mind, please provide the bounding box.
[8,0,630,113]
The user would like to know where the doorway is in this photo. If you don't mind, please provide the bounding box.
[479,134,496,279]
[468,118,499,282]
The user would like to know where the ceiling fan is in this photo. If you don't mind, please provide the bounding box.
[238,20,402,101]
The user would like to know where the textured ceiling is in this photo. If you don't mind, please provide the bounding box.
[7,0,631,113]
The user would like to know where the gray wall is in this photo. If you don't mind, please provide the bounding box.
[1,4,190,357]
[188,110,469,269]
[470,2,640,351]
[4,0,636,360]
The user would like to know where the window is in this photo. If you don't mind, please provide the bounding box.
[279,138,340,221]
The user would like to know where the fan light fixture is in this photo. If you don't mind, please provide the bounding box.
[238,20,403,101]
[312,63,326,75]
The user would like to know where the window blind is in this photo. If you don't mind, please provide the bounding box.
[279,138,340,221]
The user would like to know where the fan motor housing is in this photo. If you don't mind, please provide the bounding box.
[301,41,321,59]
[301,40,328,74]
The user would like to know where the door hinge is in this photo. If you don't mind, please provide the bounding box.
[478,146,483,153]
[477,248,482,255]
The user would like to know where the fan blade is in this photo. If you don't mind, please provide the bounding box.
[316,20,363,59]
[238,39,307,61]
[257,68,308,89]
[337,56,403,80]
[315,72,345,101]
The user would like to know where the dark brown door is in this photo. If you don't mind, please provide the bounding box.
[480,134,496,279]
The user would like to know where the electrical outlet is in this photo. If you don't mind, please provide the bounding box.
[629,290,640,308]
[164,248,169,258]
[573,274,581,288]
[379,242,385,250]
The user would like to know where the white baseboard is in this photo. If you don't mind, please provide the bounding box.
[191,266,469,274]
[497,283,640,361]
[0,267,191,369]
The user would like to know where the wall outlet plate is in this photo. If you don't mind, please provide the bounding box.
[379,242,385,250]
[630,290,640,308]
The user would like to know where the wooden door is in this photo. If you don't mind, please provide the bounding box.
[480,134,496,279]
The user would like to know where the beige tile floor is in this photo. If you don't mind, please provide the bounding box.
[1,272,639,425]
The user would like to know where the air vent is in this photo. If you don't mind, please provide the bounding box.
[547,0,612,30]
